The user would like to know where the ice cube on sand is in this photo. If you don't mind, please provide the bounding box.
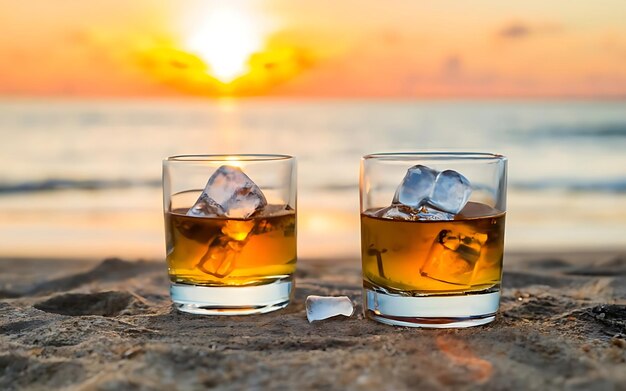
[306,296,354,323]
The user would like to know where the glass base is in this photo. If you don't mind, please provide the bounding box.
[363,287,499,328]
[171,278,293,315]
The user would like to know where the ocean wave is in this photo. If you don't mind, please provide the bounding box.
[511,178,626,193]
[0,178,161,194]
[0,177,625,196]
[528,123,626,139]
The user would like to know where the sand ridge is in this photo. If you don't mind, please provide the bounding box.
[0,253,625,390]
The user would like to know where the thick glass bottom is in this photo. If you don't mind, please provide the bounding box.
[363,286,499,328]
[171,278,293,315]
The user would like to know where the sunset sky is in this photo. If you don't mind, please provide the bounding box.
[1,0,625,98]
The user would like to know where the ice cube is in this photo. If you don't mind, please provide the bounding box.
[392,165,438,209]
[374,205,454,221]
[221,220,256,241]
[188,165,268,219]
[390,165,471,218]
[375,204,417,220]
[305,295,355,323]
[415,206,455,221]
[186,193,225,217]
[420,229,488,286]
[428,170,472,215]
[196,234,248,278]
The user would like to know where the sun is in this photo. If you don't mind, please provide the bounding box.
[144,3,308,95]
[184,4,265,83]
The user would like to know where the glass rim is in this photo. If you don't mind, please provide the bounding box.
[362,152,507,162]
[165,154,294,162]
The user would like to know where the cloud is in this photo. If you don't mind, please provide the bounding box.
[498,23,531,39]
[441,55,462,79]
[497,22,562,40]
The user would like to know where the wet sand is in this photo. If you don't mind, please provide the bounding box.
[1,252,625,390]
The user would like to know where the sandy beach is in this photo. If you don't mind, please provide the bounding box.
[1,252,625,390]
[2,0,625,388]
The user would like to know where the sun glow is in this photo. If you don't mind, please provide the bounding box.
[223,155,245,168]
[139,2,308,95]
[185,4,265,83]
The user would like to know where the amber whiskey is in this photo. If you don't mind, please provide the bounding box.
[361,202,505,295]
[165,205,296,287]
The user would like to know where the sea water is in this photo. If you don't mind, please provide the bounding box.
[0,99,624,258]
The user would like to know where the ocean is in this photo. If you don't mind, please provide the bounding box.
[0,99,625,259]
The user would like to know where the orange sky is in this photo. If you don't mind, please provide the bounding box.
[1,0,625,98]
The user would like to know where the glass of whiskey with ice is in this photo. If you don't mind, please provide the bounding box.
[360,153,507,327]
[163,155,296,315]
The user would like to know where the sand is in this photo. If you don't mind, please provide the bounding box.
[1,252,625,390]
